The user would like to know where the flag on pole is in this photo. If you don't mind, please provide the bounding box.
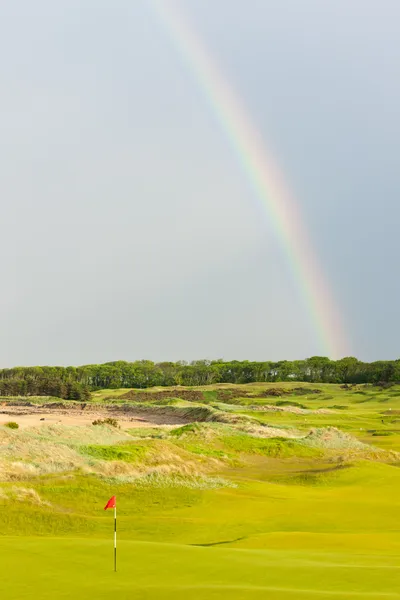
[104,496,117,571]
[104,496,116,510]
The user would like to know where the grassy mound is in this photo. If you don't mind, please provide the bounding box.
[302,427,368,450]
[220,433,319,458]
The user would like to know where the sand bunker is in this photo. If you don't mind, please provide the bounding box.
[0,406,175,430]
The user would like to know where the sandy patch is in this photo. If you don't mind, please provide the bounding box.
[249,405,334,415]
[0,409,165,430]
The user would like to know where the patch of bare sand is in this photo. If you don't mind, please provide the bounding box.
[0,408,171,430]
[250,405,334,415]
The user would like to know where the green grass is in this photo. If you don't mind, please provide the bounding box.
[170,423,203,436]
[1,461,400,598]
[0,459,400,600]
[220,433,319,457]
[2,382,400,597]
[81,443,149,462]
[3,537,400,599]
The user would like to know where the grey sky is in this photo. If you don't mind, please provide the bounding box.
[1,0,399,366]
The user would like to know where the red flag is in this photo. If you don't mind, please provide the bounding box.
[104,495,116,510]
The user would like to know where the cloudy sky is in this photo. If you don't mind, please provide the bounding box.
[1,0,399,366]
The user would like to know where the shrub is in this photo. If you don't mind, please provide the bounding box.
[92,417,119,428]
[374,382,395,389]
[4,421,19,429]
[292,387,322,395]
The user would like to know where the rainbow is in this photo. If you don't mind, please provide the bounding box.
[150,1,349,358]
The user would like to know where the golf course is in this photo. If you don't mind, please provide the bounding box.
[2,0,398,594]
[0,381,400,598]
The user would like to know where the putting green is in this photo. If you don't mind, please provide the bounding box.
[1,537,399,599]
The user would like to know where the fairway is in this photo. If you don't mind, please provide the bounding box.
[1,537,400,599]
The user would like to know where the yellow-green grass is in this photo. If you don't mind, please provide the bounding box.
[1,460,400,598]
[1,383,400,597]
[1,460,400,544]
[0,461,400,600]
[91,388,132,401]
[1,536,400,599]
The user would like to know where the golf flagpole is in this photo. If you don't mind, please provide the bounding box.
[114,503,117,572]
[104,495,117,572]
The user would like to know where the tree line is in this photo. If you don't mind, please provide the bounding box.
[0,357,399,399]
